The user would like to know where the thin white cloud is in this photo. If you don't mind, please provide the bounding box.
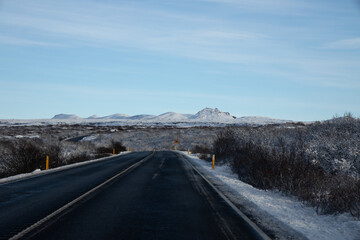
[199,0,315,14]
[1,0,359,90]
[0,6,266,63]
[0,80,259,104]
[0,36,62,47]
[1,12,260,46]
[324,38,360,50]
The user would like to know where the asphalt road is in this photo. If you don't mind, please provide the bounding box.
[0,151,266,240]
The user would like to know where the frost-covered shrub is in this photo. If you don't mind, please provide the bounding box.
[219,115,360,178]
[111,140,127,153]
[213,128,239,163]
[191,145,213,161]
[213,115,360,217]
[306,115,360,178]
[66,153,92,164]
[0,138,125,178]
[1,139,49,176]
[96,140,126,155]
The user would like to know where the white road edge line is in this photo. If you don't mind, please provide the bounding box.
[181,154,272,240]
[9,152,155,240]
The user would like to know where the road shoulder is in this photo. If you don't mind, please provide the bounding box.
[0,152,131,185]
[176,151,309,240]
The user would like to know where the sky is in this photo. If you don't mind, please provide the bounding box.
[0,0,360,121]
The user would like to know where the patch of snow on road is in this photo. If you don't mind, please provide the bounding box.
[182,152,360,240]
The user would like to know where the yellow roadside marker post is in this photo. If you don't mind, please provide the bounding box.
[174,139,178,151]
[212,154,215,170]
[188,149,190,156]
[46,156,49,170]
[113,148,115,155]
[127,147,130,152]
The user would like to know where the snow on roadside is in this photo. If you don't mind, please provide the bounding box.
[181,151,360,240]
[0,151,131,185]
[81,134,99,141]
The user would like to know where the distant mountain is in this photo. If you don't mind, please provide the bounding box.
[234,116,290,125]
[51,108,291,125]
[190,108,235,122]
[87,115,100,119]
[128,114,156,120]
[101,114,129,119]
[154,112,192,122]
[52,114,81,120]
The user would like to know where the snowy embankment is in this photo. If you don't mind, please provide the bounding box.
[0,151,130,185]
[181,152,360,240]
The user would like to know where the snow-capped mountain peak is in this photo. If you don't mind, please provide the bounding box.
[155,112,192,122]
[52,114,81,120]
[87,115,100,119]
[191,108,236,122]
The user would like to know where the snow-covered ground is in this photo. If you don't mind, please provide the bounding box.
[181,152,360,240]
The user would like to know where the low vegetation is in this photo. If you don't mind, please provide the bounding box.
[191,145,212,161]
[212,114,360,218]
[0,138,126,178]
[96,141,126,156]
[1,114,359,218]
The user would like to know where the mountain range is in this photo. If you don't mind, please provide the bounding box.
[52,108,291,125]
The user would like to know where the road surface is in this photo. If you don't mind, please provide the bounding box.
[0,151,268,240]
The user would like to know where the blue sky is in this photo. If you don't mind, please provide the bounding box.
[0,0,359,121]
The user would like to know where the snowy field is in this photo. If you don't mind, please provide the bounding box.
[0,124,222,151]
[182,152,360,240]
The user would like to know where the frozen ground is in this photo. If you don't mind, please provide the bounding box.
[0,125,222,152]
[182,151,360,240]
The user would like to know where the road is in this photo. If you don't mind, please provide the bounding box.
[0,151,268,240]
